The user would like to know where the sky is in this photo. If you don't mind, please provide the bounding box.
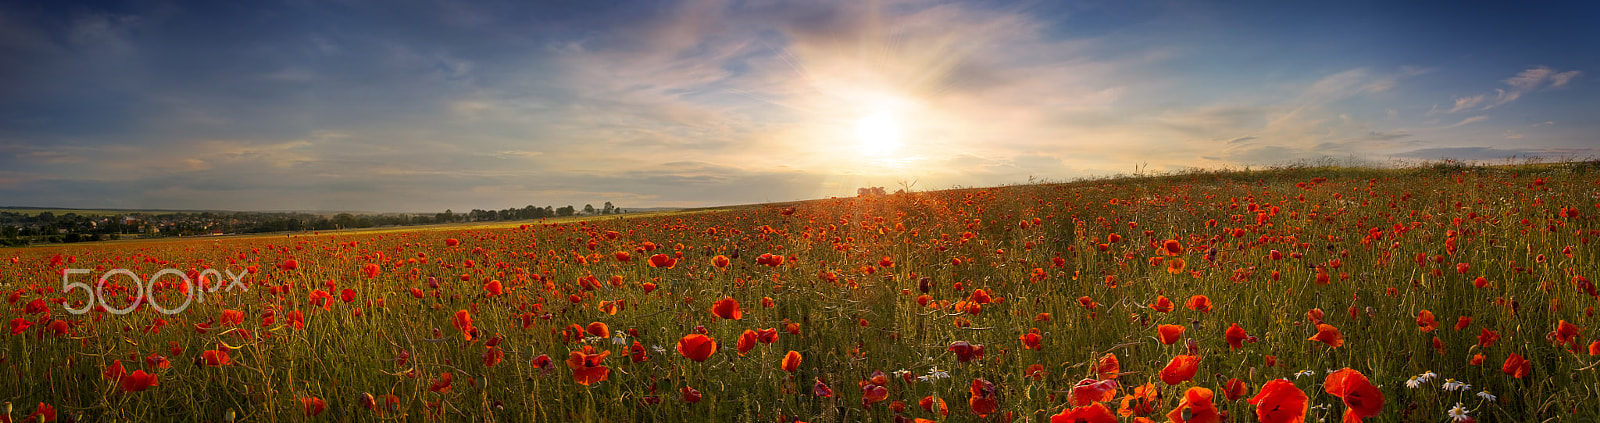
[1,0,1595,212]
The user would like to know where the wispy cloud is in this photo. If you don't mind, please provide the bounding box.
[1488,66,1581,109]
[1446,94,1485,113]
[1443,115,1489,129]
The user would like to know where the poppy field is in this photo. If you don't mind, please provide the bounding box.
[3,163,1600,422]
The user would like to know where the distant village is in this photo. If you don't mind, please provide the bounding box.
[0,202,627,246]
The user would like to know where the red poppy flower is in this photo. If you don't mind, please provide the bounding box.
[712,255,730,268]
[812,379,838,397]
[1159,355,1200,385]
[287,310,306,330]
[1166,387,1220,423]
[782,351,802,372]
[1454,316,1472,330]
[46,319,68,337]
[947,341,985,362]
[482,346,504,367]
[202,348,231,366]
[445,238,459,247]
[1309,324,1344,348]
[1163,239,1183,256]
[1477,328,1501,348]
[1096,354,1120,379]
[712,297,742,320]
[308,290,332,311]
[25,403,56,423]
[279,259,299,270]
[104,360,126,381]
[968,378,998,417]
[1224,323,1248,349]
[10,317,33,335]
[1118,382,1158,417]
[737,330,758,356]
[1223,378,1248,400]
[429,372,454,392]
[1325,368,1384,422]
[452,310,474,339]
[920,396,949,416]
[1158,324,1185,345]
[676,334,717,362]
[681,385,703,403]
[1166,258,1187,274]
[1248,379,1308,423]
[483,279,504,296]
[1554,320,1581,347]
[585,322,609,338]
[756,328,779,343]
[1185,295,1212,313]
[1503,353,1531,378]
[648,254,677,268]
[220,309,244,327]
[1026,363,1047,380]
[1151,296,1174,313]
[1416,310,1438,332]
[301,397,326,416]
[1020,330,1044,350]
[1050,402,1117,423]
[120,370,159,393]
[969,289,993,304]
[1069,378,1119,406]
[567,346,612,385]
[862,384,889,407]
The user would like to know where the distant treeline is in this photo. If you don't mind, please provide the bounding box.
[0,201,626,246]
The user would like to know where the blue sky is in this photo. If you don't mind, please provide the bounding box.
[1,0,1594,212]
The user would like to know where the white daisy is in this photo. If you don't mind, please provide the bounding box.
[1294,370,1316,379]
[1476,391,1496,402]
[1405,377,1421,389]
[1447,403,1471,421]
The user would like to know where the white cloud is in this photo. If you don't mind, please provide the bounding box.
[1446,95,1485,113]
[1443,115,1488,129]
[1487,66,1581,109]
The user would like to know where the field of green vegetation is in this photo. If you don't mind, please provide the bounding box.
[3,162,1599,422]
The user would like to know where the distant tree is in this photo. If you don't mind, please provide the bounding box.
[556,205,575,217]
[602,202,615,215]
[857,187,887,196]
[334,213,357,228]
[583,204,596,215]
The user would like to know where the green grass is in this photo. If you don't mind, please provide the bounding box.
[1,163,1597,422]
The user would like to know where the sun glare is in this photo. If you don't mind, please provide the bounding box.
[857,113,901,155]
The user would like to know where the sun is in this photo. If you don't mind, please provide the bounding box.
[856,113,902,155]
